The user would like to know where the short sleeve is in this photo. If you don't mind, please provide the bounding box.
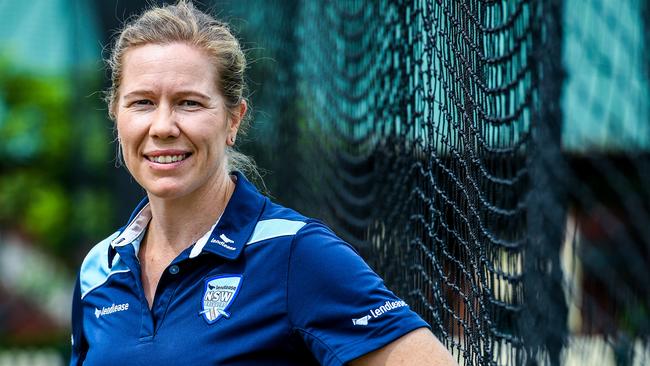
[287,223,429,366]
[70,274,88,366]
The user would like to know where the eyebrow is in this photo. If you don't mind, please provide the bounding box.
[121,90,155,100]
[175,91,212,101]
[121,90,213,101]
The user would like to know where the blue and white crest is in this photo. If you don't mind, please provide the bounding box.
[200,275,242,324]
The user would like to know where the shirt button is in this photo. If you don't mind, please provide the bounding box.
[168,265,180,275]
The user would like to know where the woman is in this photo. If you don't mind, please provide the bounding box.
[71,1,457,365]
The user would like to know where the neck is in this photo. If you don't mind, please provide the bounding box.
[144,172,235,256]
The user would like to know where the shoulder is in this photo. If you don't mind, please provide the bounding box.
[254,198,356,253]
[78,231,128,299]
[246,200,314,245]
[245,200,355,264]
[288,221,367,283]
[257,199,310,223]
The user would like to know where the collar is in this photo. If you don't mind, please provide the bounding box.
[108,172,267,267]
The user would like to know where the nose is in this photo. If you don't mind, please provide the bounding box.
[149,105,180,139]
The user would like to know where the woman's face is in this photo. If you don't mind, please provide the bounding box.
[115,42,239,200]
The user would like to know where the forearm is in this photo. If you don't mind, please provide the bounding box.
[349,328,458,366]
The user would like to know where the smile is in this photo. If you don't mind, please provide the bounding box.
[145,153,191,164]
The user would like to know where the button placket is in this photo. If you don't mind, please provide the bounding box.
[149,262,185,336]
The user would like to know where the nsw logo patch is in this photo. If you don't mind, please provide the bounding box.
[200,274,242,324]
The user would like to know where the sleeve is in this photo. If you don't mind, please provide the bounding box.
[70,274,88,366]
[287,223,430,366]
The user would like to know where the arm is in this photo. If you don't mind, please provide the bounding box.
[349,328,457,366]
[70,275,88,366]
[288,223,454,365]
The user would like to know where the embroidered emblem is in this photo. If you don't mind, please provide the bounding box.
[200,275,242,324]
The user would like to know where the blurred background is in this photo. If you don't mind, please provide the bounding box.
[0,0,648,365]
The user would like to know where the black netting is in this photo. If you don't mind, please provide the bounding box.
[218,0,650,365]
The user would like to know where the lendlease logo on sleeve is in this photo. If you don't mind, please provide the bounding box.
[352,315,371,326]
[352,300,408,326]
[95,303,130,319]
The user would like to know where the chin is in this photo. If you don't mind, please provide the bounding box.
[143,183,191,200]
[148,191,183,200]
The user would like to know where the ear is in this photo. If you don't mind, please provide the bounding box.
[227,100,247,146]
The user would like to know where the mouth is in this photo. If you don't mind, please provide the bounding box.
[145,153,192,164]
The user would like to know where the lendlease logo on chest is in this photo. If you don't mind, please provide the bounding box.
[95,303,129,319]
[210,233,236,251]
[352,300,408,326]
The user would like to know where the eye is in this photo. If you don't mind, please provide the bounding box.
[180,100,202,108]
[130,99,154,107]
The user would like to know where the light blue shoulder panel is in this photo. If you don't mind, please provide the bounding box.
[246,219,307,245]
[79,231,130,299]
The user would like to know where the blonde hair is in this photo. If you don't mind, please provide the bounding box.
[106,0,259,178]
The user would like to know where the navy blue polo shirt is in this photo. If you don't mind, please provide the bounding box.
[70,172,428,366]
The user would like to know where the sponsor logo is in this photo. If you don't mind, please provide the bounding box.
[220,234,234,244]
[352,315,371,326]
[352,300,408,326]
[95,303,129,319]
[210,234,236,251]
[200,275,242,324]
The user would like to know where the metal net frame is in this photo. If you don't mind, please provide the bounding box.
[221,0,650,364]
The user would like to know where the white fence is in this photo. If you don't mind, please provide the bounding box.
[0,349,64,366]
